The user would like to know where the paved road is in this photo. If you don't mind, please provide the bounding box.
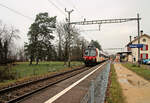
[114,63,150,103]
[21,63,106,103]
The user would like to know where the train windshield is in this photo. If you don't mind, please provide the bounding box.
[84,49,96,56]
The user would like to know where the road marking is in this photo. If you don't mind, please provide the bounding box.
[44,63,106,103]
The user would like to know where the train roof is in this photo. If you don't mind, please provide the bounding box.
[100,51,109,57]
[87,45,96,49]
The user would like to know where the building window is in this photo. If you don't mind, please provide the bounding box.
[141,53,148,59]
[141,44,148,51]
[143,38,146,42]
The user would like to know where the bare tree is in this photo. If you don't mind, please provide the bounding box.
[56,22,66,61]
[15,47,26,62]
[56,22,89,64]
[0,21,20,65]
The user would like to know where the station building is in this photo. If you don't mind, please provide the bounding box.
[127,32,150,62]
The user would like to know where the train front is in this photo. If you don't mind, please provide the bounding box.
[83,47,97,66]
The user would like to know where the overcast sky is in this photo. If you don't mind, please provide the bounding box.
[0,0,149,53]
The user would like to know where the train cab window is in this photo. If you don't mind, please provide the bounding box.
[84,49,96,56]
[84,50,89,56]
[90,50,96,56]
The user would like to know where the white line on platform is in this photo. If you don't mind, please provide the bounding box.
[44,63,106,103]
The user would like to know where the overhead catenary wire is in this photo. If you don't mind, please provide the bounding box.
[65,0,77,10]
[55,0,66,9]
[0,3,33,21]
[55,0,78,15]
[51,0,84,21]
[47,0,66,16]
[70,0,80,13]
[64,0,84,20]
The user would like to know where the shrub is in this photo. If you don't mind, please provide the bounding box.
[0,65,17,82]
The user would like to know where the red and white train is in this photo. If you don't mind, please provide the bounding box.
[83,46,108,66]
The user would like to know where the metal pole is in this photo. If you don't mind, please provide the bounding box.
[137,13,140,67]
[65,9,73,67]
[68,11,71,67]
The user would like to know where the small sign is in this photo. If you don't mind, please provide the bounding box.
[129,44,144,48]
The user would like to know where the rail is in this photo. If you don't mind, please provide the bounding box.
[0,66,89,103]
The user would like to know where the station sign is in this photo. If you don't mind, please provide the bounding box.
[129,44,144,48]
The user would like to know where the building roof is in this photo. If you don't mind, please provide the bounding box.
[126,34,150,46]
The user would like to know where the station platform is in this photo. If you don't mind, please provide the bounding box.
[20,63,106,103]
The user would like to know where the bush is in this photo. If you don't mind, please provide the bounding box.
[0,65,17,82]
[0,59,15,65]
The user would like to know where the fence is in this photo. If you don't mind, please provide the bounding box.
[80,61,110,103]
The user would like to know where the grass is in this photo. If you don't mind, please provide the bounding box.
[13,61,83,78]
[105,64,125,103]
[0,61,83,87]
[122,63,150,81]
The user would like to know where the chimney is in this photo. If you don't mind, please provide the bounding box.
[141,30,143,35]
[129,36,132,42]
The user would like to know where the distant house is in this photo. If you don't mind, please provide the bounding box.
[127,34,150,62]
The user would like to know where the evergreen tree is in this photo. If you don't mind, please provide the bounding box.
[25,12,56,64]
[90,40,102,50]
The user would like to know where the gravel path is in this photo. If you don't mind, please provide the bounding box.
[114,63,150,103]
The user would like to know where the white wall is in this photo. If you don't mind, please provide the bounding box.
[131,35,150,62]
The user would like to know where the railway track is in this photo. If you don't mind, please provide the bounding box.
[0,66,91,103]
